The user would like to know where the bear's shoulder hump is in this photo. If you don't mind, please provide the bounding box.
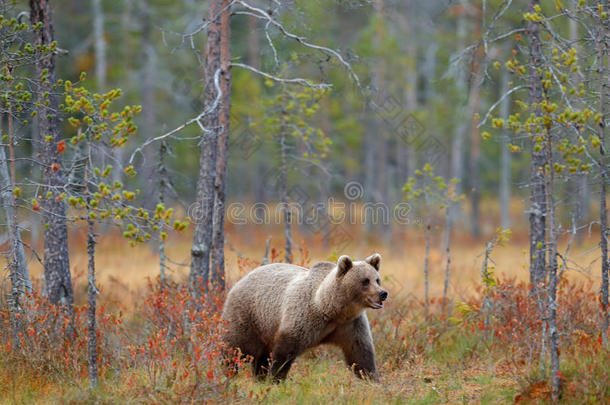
[309,261,335,276]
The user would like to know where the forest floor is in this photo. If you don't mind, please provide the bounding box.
[1,205,609,404]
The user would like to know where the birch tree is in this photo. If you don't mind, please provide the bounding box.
[499,44,512,230]
[524,0,547,298]
[92,0,106,89]
[257,80,330,263]
[0,12,35,313]
[57,78,182,387]
[487,4,599,398]
[404,164,460,319]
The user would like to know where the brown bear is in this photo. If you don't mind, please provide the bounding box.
[221,254,387,382]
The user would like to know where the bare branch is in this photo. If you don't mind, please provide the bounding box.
[231,62,331,88]
[128,68,223,164]
[235,0,361,89]
[478,85,527,128]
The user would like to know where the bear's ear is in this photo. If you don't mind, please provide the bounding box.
[365,253,382,272]
[337,255,353,277]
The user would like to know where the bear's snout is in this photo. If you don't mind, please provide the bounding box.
[379,290,388,302]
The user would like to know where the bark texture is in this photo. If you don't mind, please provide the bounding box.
[597,23,609,346]
[526,0,547,292]
[468,2,483,238]
[424,215,431,320]
[442,207,451,315]
[279,120,291,263]
[210,0,231,289]
[0,117,31,299]
[499,54,512,229]
[545,123,560,404]
[158,141,168,282]
[191,0,230,295]
[87,215,98,388]
[30,0,74,308]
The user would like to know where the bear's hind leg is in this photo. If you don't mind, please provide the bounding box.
[223,327,266,377]
[221,345,242,377]
[253,352,271,379]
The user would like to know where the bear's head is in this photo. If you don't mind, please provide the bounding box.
[335,254,388,310]
[316,254,388,322]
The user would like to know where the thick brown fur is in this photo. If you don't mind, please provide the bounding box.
[221,254,387,382]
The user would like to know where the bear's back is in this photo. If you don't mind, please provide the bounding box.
[223,263,309,346]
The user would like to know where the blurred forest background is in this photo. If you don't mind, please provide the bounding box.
[51,0,535,232]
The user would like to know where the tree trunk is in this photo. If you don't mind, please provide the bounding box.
[1,112,31,297]
[191,0,228,296]
[545,121,560,405]
[424,214,431,320]
[449,0,469,224]
[363,113,377,233]
[525,0,547,294]
[373,4,390,237]
[86,209,98,388]
[190,119,216,297]
[364,0,389,237]
[422,41,438,108]
[247,14,259,69]
[526,0,549,378]
[30,103,41,253]
[1,114,30,344]
[378,0,391,240]
[468,3,483,238]
[499,52,512,230]
[92,0,106,89]
[569,16,589,244]
[597,26,609,346]
[280,123,291,263]
[481,241,493,334]
[158,141,168,283]
[30,0,74,309]
[210,0,231,290]
[442,207,451,315]
[140,0,158,209]
[92,0,120,188]
[399,6,417,193]
[122,0,133,74]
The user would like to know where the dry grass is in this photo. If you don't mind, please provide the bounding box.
[1,198,608,404]
[21,220,600,308]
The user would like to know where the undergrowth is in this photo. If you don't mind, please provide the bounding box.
[0,250,608,404]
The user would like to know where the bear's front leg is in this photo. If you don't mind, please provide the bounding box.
[328,314,379,382]
[269,333,301,382]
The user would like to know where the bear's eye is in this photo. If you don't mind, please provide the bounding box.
[376,278,380,285]
[362,279,370,286]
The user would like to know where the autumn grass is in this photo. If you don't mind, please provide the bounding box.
[1,200,608,404]
[0,354,515,404]
[0,304,521,404]
[1,270,608,404]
